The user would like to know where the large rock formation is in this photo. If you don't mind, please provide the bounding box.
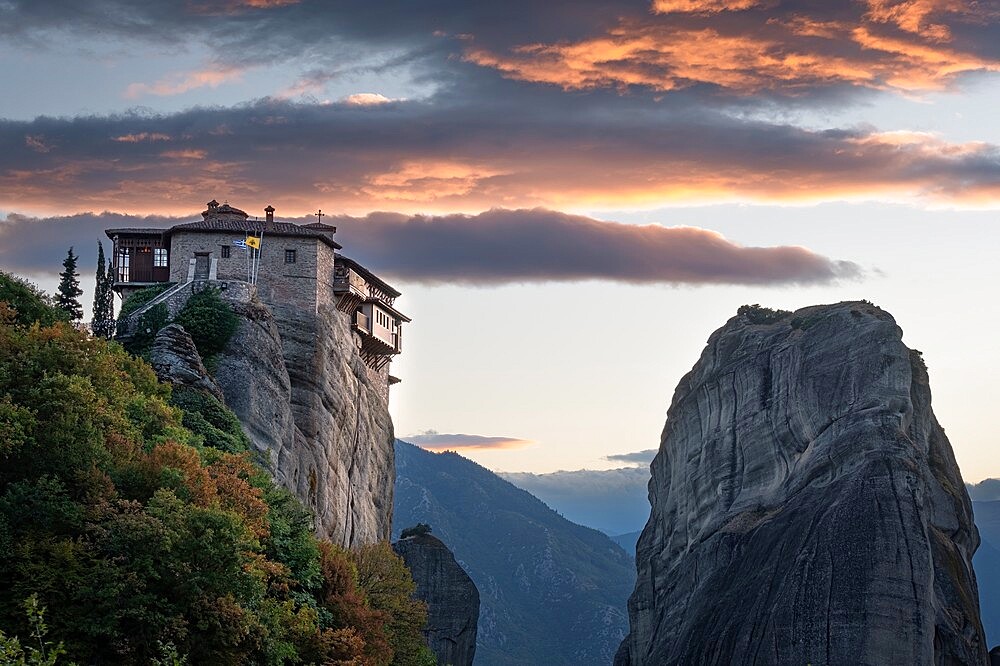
[393,533,480,666]
[149,323,224,401]
[210,297,394,547]
[616,302,987,666]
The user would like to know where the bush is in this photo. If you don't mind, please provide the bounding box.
[0,272,68,328]
[172,289,238,365]
[118,284,173,320]
[169,387,250,454]
[400,523,432,539]
[125,303,170,359]
[737,304,791,325]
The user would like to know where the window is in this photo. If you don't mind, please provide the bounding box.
[153,247,168,267]
[285,249,296,264]
[221,246,231,258]
[118,248,130,282]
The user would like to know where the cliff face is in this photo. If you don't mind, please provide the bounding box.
[393,533,480,666]
[213,297,395,547]
[617,302,986,666]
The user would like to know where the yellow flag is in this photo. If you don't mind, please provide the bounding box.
[245,236,261,249]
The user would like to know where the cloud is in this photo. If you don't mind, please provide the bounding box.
[112,132,172,143]
[605,449,658,466]
[343,93,397,106]
[0,207,859,286]
[405,431,533,452]
[466,8,1000,95]
[124,66,246,98]
[1,99,999,217]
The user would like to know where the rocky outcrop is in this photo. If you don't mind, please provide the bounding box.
[394,440,634,665]
[149,323,224,401]
[393,533,479,666]
[213,299,394,547]
[616,302,987,666]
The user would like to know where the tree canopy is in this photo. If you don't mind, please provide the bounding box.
[0,282,433,664]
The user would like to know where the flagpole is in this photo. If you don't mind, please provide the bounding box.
[254,227,265,285]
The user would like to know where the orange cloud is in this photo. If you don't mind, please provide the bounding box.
[357,160,508,202]
[24,135,52,153]
[863,0,971,41]
[653,0,765,13]
[343,93,398,106]
[405,432,534,452]
[112,133,172,143]
[161,149,208,160]
[125,66,245,98]
[466,8,1000,95]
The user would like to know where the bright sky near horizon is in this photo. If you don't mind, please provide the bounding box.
[1,0,998,480]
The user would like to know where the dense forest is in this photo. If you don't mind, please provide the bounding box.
[0,271,434,665]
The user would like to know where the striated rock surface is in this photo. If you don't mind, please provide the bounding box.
[149,323,224,401]
[393,533,480,666]
[212,297,394,547]
[616,302,987,666]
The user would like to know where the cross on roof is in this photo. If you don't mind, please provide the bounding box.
[315,209,325,223]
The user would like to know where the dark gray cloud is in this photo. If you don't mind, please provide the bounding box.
[2,0,997,105]
[605,449,658,466]
[0,207,860,286]
[1,97,998,216]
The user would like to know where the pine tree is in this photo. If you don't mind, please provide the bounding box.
[91,242,115,337]
[55,247,84,321]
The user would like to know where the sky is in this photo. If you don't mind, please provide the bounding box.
[0,0,998,479]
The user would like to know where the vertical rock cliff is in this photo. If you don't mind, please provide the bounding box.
[616,302,987,666]
[393,533,480,666]
[213,297,395,547]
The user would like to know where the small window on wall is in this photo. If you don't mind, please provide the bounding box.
[221,246,231,258]
[285,249,296,264]
[153,247,168,267]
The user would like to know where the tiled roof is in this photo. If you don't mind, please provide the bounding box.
[337,254,402,299]
[167,219,342,249]
[105,227,166,237]
[302,221,338,231]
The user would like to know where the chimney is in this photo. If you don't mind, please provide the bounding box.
[264,205,275,227]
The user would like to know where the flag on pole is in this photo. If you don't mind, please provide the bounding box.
[245,236,261,249]
[232,239,248,249]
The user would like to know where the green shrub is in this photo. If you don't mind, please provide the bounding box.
[169,387,249,454]
[118,284,173,320]
[125,303,170,359]
[173,289,238,365]
[0,272,68,328]
[737,304,791,325]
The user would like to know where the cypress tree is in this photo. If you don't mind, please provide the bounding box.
[55,247,84,321]
[92,242,114,337]
[104,252,116,331]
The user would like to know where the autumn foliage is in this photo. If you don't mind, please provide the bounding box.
[0,278,434,664]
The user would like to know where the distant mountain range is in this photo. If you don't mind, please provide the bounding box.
[392,441,636,665]
[499,467,651,536]
[496,468,1000,648]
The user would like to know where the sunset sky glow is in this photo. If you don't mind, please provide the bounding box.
[1,0,999,479]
